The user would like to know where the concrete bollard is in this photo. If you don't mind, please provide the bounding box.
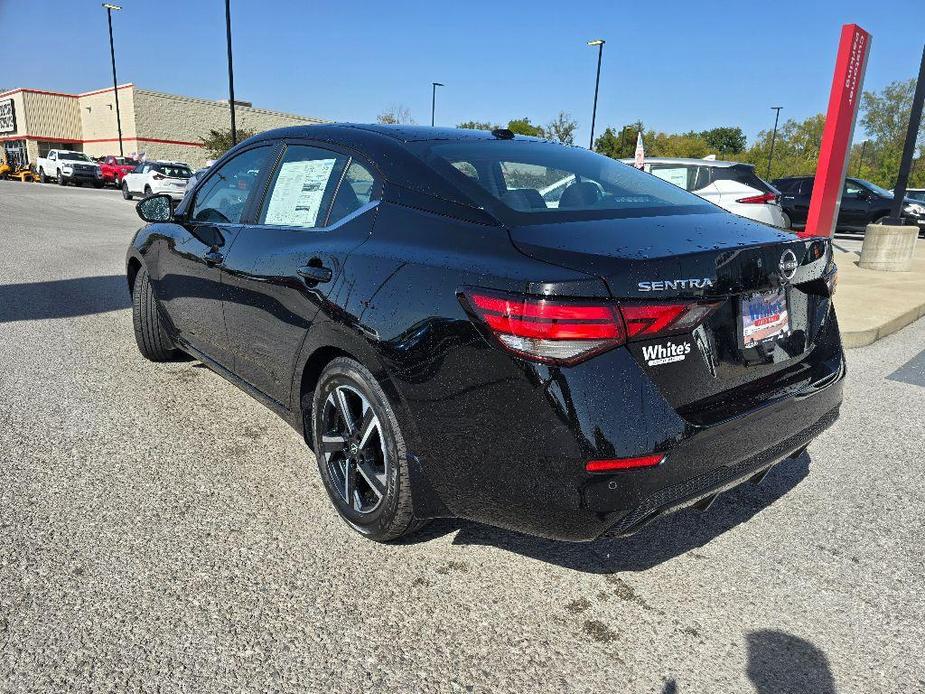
[858,223,919,271]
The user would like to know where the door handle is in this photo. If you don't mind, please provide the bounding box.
[203,249,224,266]
[297,263,332,283]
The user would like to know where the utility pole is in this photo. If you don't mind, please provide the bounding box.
[767,106,783,179]
[102,4,124,157]
[588,39,605,149]
[887,45,925,224]
[225,0,237,145]
[431,82,444,127]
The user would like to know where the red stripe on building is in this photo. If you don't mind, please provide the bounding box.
[1,134,203,148]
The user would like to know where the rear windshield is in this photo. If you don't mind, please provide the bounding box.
[153,164,192,178]
[411,140,715,223]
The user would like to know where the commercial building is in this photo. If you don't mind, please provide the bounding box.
[0,84,325,169]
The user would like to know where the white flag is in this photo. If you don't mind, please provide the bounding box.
[634,132,645,169]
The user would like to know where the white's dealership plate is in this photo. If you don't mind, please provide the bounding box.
[740,288,789,348]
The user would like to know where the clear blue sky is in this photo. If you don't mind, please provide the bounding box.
[2,0,923,145]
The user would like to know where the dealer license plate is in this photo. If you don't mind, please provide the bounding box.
[740,288,790,348]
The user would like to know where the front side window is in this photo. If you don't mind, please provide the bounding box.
[259,145,349,228]
[192,146,269,224]
[412,140,714,222]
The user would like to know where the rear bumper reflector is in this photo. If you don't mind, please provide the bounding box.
[586,454,665,473]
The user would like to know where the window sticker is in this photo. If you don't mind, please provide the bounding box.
[265,158,337,227]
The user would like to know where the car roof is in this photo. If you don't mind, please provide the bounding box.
[619,156,743,168]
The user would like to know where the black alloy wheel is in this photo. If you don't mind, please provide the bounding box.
[310,358,423,541]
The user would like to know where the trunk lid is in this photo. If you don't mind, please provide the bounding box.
[509,211,839,421]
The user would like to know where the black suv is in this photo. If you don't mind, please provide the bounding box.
[774,176,925,233]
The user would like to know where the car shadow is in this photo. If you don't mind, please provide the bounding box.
[746,629,836,693]
[404,453,811,574]
[0,275,130,323]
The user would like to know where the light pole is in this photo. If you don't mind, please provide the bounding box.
[225,0,237,146]
[431,82,444,127]
[587,39,605,149]
[767,106,783,179]
[102,4,124,157]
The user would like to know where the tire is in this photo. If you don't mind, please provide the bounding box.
[144,185,152,196]
[122,182,133,200]
[57,169,66,186]
[780,212,792,230]
[310,357,426,542]
[39,168,47,184]
[132,266,177,362]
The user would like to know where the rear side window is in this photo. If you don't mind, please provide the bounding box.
[412,140,713,222]
[327,160,379,226]
[709,165,772,193]
[192,146,270,224]
[259,145,348,228]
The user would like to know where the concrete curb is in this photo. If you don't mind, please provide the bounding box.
[841,302,925,348]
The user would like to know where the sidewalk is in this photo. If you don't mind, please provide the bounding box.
[832,242,925,348]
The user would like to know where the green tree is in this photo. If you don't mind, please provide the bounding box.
[700,126,746,155]
[860,79,925,187]
[506,117,545,137]
[545,112,578,145]
[199,127,257,159]
[457,120,500,131]
[594,121,644,159]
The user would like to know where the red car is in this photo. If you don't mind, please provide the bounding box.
[98,156,140,186]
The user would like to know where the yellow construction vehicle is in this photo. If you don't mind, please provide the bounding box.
[0,150,36,182]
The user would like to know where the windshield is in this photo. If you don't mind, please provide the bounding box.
[61,152,91,162]
[906,190,925,203]
[856,179,894,198]
[116,157,139,166]
[412,139,715,223]
[153,164,192,179]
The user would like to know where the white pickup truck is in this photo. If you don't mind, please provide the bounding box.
[37,150,104,187]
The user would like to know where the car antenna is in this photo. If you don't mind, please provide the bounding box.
[491,128,515,140]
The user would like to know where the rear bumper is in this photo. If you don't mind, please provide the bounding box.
[402,344,844,542]
[593,384,842,538]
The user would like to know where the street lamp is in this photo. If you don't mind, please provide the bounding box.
[431,82,444,127]
[102,4,124,157]
[767,106,783,179]
[587,39,605,149]
[225,0,237,145]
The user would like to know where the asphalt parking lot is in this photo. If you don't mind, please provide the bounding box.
[1,180,923,693]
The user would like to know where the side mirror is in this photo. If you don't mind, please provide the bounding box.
[136,194,175,223]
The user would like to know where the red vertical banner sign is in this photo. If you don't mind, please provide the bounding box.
[802,24,872,238]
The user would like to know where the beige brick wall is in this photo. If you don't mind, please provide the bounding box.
[77,85,137,158]
[22,91,81,141]
[133,88,326,168]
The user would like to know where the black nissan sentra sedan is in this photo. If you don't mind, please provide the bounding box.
[126,125,844,543]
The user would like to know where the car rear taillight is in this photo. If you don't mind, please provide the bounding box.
[620,302,721,340]
[463,291,625,365]
[462,290,720,365]
[153,174,165,180]
[586,454,665,472]
[736,192,777,204]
